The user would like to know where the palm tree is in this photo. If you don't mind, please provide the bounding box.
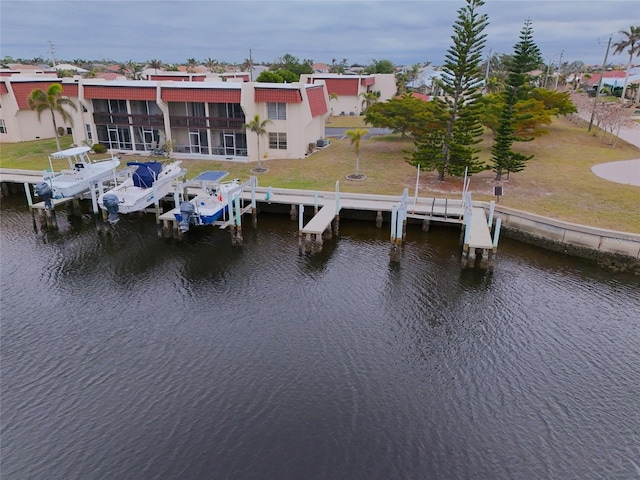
[148,59,162,74]
[612,25,640,101]
[204,57,218,73]
[360,90,381,113]
[344,128,368,179]
[243,114,271,173]
[185,58,198,73]
[328,92,338,114]
[28,83,77,151]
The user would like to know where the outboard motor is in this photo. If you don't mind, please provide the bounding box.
[102,193,120,225]
[179,201,196,233]
[34,182,53,209]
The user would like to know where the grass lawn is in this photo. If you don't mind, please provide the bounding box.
[1,117,639,233]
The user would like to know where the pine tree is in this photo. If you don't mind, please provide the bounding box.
[491,18,542,180]
[409,0,489,180]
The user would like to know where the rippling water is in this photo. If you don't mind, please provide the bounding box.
[1,196,639,480]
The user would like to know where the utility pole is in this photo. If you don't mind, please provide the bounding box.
[588,35,612,132]
[554,50,564,90]
[248,49,253,82]
[48,41,57,68]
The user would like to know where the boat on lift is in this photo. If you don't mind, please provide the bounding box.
[174,171,240,233]
[42,146,120,199]
[99,160,185,224]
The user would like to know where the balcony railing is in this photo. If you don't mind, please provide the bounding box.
[92,112,245,130]
[170,116,245,129]
[93,112,164,127]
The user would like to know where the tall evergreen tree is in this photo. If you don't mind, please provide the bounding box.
[490,18,542,180]
[409,0,489,180]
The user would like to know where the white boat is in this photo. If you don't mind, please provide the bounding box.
[43,146,120,199]
[175,171,240,233]
[99,160,185,224]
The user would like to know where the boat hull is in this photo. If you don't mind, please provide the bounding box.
[98,162,183,215]
[45,159,120,198]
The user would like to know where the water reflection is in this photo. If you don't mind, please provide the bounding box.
[2,194,640,480]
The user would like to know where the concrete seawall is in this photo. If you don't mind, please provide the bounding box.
[482,203,640,273]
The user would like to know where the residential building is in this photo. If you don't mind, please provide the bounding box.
[0,76,330,161]
[301,73,397,115]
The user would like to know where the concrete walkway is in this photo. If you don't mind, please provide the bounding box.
[578,109,640,187]
[591,159,640,186]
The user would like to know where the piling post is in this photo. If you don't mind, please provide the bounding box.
[1,182,9,198]
[333,181,340,235]
[488,201,495,228]
[314,191,319,214]
[315,233,323,252]
[251,176,258,228]
[290,204,297,221]
[396,208,405,247]
[71,197,82,217]
[234,194,243,246]
[89,182,99,214]
[390,205,397,244]
[45,208,58,230]
[298,204,304,252]
[492,217,502,249]
[422,219,430,232]
[23,183,33,208]
[305,232,312,253]
[376,210,383,228]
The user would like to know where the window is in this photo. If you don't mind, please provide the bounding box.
[0,119,6,134]
[269,132,287,150]
[267,102,286,120]
[85,124,93,141]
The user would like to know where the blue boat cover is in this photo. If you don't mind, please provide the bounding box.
[193,171,229,183]
[127,161,163,188]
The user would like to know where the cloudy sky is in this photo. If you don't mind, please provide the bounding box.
[1,0,637,68]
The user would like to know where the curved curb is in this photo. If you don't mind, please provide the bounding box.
[591,159,640,186]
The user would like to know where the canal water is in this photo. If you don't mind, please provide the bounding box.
[1,196,639,480]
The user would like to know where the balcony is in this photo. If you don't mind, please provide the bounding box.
[93,112,164,127]
[169,116,245,130]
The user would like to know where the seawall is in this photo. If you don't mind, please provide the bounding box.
[482,203,640,274]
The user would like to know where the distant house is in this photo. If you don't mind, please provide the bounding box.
[300,73,396,115]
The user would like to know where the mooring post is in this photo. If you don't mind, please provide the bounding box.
[305,232,312,253]
[390,205,397,244]
[23,182,33,208]
[71,196,82,217]
[493,217,502,249]
[315,233,323,252]
[333,181,340,235]
[422,219,430,232]
[251,176,257,228]
[1,182,10,198]
[298,204,304,252]
[290,204,297,221]
[376,210,383,228]
[89,182,99,214]
[45,208,58,230]
[396,207,405,247]
[234,194,243,246]
[488,201,495,228]
[314,191,319,214]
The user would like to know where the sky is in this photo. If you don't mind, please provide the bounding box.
[1,0,637,68]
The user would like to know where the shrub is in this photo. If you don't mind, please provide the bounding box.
[57,127,65,136]
[92,143,107,154]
